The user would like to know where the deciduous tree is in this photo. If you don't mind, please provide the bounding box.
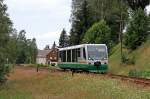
[83,20,112,49]
[0,0,13,84]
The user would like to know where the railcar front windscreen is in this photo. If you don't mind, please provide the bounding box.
[87,45,107,60]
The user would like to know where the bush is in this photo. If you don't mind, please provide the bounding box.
[129,70,150,78]
[0,64,11,84]
[121,53,135,65]
[37,64,48,67]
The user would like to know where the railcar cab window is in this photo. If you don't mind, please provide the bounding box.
[87,45,107,60]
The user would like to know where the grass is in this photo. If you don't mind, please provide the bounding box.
[109,39,150,76]
[0,67,150,99]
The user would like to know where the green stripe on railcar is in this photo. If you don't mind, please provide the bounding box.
[58,63,108,73]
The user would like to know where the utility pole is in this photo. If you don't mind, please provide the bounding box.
[101,0,104,20]
[120,12,123,61]
[117,0,124,61]
[116,16,124,60]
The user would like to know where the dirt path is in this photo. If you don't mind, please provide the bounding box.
[8,66,49,80]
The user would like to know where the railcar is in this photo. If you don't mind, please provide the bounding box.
[58,44,108,73]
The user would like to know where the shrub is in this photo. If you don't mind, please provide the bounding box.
[121,53,135,65]
[0,64,11,84]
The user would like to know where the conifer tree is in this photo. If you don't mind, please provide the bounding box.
[126,0,150,10]
[59,29,69,47]
[124,8,149,50]
[69,0,93,45]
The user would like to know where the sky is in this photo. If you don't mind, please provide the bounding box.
[5,0,72,50]
[4,0,150,50]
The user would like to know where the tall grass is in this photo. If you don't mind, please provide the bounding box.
[109,39,150,76]
[0,68,150,99]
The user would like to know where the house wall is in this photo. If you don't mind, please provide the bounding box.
[36,57,46,65]
[46,48,59,62]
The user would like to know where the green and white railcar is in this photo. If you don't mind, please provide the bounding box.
[58,44,108,73]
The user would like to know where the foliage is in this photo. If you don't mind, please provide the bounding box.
[83,20,112,49]
[109,39,150,76]
[0,0,13,84]
[124,8,149,50]
[105,0,128,43]
[129,70,150,78]
[0,64,10,84]
[44,45,50,50]
[5,29,18,64]
[0,0,38,84]
[121,52,135,65]
[59,29,69,47]
[126,0,150,10]
[16,30,38,64]
[52,41,56,48]
[69,0,129,46]
[69,0,93,45]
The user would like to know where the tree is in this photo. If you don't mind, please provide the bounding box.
[0,0,13,84]
[126,0,150,10]
[16,30,27,64]
[83,20,112,49]
[15,30,38,64]
[30,38,38,64]
[89,0,128,44]
[69,0,93,45]
[59,29,69,47]
[44,45,50,50]
[5,29,18,64]
[52,41,57,49]
[124,8,149,50]
[69,0,129,46]
[25,38,37,64]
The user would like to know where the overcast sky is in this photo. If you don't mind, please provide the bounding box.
[5,0,71,49]
[4,0,150,49]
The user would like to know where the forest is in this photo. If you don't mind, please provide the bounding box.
[59,0,150,50]
[0,0,38,83]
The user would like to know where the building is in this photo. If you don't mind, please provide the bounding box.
[46,48,59,66]
[36,50,51,65]
[36,42,58,65]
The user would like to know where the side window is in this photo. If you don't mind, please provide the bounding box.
[83,48,86,60]
[62,51,66,62]
[67,50,71,62]
[72,49,77,62]
[77,48,80,57]
[60,51,63,62]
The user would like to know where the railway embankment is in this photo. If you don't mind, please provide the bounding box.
[109,39,150,78]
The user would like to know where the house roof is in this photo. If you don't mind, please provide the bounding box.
[37,50,51,58]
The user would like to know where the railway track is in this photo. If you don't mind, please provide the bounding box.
[15,66,150,86]
[108,74,150,86]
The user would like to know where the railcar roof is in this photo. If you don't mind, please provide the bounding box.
[59,44,106,51]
